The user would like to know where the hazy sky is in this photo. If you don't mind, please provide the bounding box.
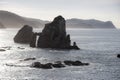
[0,0,120,28]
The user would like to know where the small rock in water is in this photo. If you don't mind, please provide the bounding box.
[31,62,41,68]
[71,61,82,66]
[0,49,6,51]
[20,58,36,61]
[64,60,74,66]
[17,47,25,49]
[1,46,12,50]
[52,61,65,68]
[72,61,89,66]
[31,62,52,69]
[40,63,52,69]
[117,54,120,58]
[64,60,89,66]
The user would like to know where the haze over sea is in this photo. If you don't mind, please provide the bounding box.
[0,28,120,80]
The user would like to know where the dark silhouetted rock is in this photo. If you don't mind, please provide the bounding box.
[30,33,37,47]
[117,54,120,58]
[37,16,79,49]
[14,25,33,43]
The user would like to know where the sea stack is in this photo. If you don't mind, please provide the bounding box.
[37,16,80,49]
[14,25,33,43]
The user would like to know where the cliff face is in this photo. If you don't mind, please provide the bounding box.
[37,16,68,48]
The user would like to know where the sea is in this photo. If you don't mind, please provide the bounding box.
[0,28,120,80]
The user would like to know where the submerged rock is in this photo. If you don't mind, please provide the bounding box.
[117,54,120,58]
[14,25,33,43]
[17,47,25,49]
[37,16,79,50]
[20,58,36,61]
[0,49,6,51]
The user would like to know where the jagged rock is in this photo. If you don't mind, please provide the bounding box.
[37,16,79,49]
[14,25,33,43]
[117,54,120,58]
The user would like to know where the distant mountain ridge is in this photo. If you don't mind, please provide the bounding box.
[0,10,116,28]
[0,10,46,28]
[66,18,116,28]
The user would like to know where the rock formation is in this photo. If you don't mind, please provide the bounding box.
[37,16,80,49]
[14,25,33,43]
[14,16,80,50]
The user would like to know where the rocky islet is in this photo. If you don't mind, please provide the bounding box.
[14,16,80,50]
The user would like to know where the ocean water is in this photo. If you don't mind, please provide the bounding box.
[0,28,120,80]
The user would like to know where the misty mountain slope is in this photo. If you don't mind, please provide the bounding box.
[0,22,4,28]
[66,18,116,28]
[0,10,44,28]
